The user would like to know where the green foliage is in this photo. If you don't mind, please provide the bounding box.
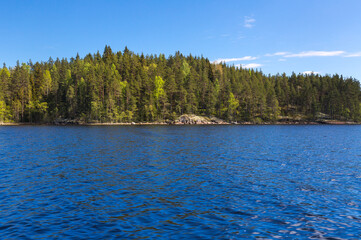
[154,76,165,101]
[43,69,52,91]
[181,60,190,77]
[27,100,48,122]
[228,92,239,120]
[0,100,10,122]
[0,46,360,123]
[0,67,10,78]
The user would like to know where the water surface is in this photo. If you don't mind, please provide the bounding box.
[1,125,361,239]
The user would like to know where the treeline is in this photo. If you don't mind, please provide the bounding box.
[0,46,360,123]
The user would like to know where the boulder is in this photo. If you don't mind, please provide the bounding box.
[177,114,226,124]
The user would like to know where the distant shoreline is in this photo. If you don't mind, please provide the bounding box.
[3,113,359,126]
[1,121,360,126]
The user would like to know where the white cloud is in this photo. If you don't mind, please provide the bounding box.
[344,52,361,57]
[265,52,289,57]
[278,59,286,62]
[303,71,320,75]
[244,16,256,28]
[212,56,257,64]
[285,51,345,58]
[235,63,263,69]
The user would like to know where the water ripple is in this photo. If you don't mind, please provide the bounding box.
[0,125,361,239]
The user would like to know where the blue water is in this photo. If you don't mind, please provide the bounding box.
[1,125,361,239]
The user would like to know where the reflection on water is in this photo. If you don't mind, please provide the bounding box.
[0,125,361,239]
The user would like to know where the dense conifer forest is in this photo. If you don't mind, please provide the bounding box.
[0,46,360,123]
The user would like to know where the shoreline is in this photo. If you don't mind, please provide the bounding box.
[1,121,360,126]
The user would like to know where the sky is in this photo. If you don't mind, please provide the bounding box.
[1,0,361,80]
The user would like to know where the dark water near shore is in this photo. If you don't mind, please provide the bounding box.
[1,125,361,239]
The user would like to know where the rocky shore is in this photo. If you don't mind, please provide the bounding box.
[1,114,359,126]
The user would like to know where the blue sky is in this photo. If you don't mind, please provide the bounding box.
[1,0,361,80]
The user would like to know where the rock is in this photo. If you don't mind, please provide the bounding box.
[210,116,225,124]
[179,115,191,124]
[177,114,226,124]
[178,114,206,124]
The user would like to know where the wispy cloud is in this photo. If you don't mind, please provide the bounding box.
[212,56,257,64]
[266,50,361,58]
[235,63,263,69]
[244,16,256,28]
[265,52,289,57]
[344,52,361,57]
[303,71,320,75]
[213,49,360,68]
[285,51,345,58]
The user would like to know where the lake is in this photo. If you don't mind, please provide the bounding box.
[1,125,361,239]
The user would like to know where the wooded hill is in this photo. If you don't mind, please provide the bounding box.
[0,46,360,123]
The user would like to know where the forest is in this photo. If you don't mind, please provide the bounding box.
[0,46,360,123]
